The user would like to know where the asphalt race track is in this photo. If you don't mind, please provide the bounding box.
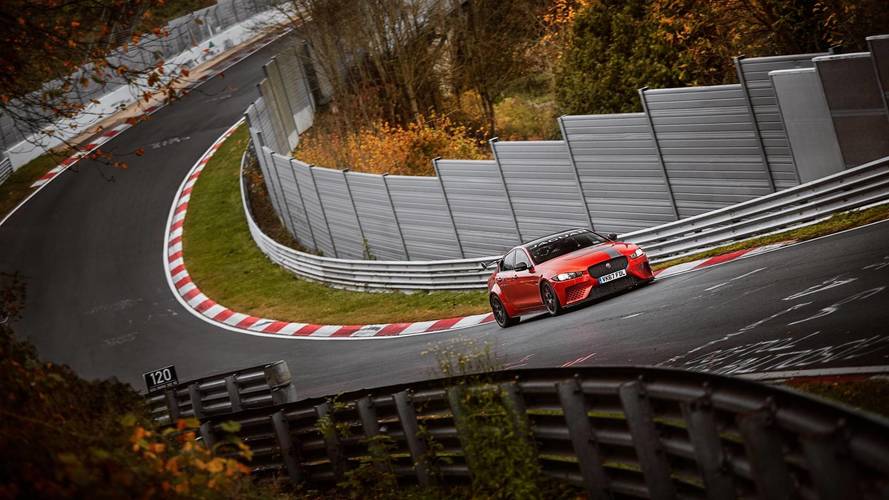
[2,35,889,398]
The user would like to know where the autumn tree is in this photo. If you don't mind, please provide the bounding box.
[445,0,547,136]
[0,0,213,161]
[555,0,889,116]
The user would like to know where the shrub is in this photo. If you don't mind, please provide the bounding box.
[295,114,490,176]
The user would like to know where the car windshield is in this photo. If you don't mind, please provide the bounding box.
[527,230,606,264]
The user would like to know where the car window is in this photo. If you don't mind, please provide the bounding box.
[500,250,516,271]
[528,230,606,264]
[515,250,532,270]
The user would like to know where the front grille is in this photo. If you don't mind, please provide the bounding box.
[588,257,628,279]
[588,275,637,300]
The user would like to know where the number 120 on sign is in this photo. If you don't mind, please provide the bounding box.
[143,365,178,392]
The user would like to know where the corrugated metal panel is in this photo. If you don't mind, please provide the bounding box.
[386,176,462,260]
[272,153,315,245]
[491,141,590,240]
[255,145,287,233]
[277,48,313,116]
[814,52,889,168]
[292,159,336,257]
[346,172,407,260]
[0,156,11,186]
[738,53,826,188]
[257,78,292,154]
[436,159,520,257]
[645,85,773,217]
[249,96,285,155]
[312,167,365,259]
[560,114,676,234]
[264,60,299,149]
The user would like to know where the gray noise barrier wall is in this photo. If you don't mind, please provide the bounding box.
[291,159,336,257]
[385,175,463,260]
[869,35,889,118]
[345,172,408,260]
[769,68,845,183]
[311,168,365,259]
[642,85,775,217]
[814,52,889,168]
[490,140,592,241]
[558,113,678,234]
[735,53,827,188]
[436,159,521,257]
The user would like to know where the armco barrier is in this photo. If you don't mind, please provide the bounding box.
[196,366,889,497]
[242,143,889,290]
[146,361,298,426]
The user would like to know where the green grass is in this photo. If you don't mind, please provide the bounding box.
[653,203,889,271]
[182,125,489,325]
[0,150,70,221]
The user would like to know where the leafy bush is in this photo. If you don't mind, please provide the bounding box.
[295,114,490,176]
[0,324,267,499]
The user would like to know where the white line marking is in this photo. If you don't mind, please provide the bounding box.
[310,325,342,337]
[739,365,889,380]
[400,321,436,335]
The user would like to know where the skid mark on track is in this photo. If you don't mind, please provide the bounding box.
[783,276,858,301]
[504,354,535,369]
[788,287,886,326]
[863,256,889,271]
[704,267,767,292]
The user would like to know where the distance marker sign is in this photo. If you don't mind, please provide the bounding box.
[143,365,178,392]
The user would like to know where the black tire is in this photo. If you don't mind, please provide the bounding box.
[541,282,563,316]
[490,295,518,328]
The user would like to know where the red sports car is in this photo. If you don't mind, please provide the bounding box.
[486,229,654,328]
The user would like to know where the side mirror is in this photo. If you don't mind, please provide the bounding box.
[607,233,618,241]
[514,262,529,272]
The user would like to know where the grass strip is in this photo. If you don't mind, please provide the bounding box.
[652,203,889,271]
[0,150,70,222]
[788,378,889,418]
[182,125,488,325]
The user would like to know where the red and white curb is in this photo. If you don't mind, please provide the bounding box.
[163,119,495,340]
[652,242,794,279]
[30,123,132,188]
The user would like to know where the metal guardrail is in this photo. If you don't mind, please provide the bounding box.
[241,147,889,291]
[146,361,298,426]
[198,366,889,497]
[624,155,889,260]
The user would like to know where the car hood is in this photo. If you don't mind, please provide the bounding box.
[537,243,632,272]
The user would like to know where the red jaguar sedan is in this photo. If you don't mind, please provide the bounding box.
[486,229,654,328]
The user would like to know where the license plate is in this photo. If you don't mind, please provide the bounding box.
[598,269,627,284]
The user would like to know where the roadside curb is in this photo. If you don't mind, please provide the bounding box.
[163,120,495,340]
[652,242,795,279]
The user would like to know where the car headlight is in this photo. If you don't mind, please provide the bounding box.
[553,271,583,281]
[630,248,645,259]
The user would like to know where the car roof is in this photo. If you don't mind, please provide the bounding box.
[518,228,593,250]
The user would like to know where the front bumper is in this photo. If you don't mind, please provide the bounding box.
[550,256,654,306]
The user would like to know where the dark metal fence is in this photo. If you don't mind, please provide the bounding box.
[195,366,889,498]
[146,361,297,426]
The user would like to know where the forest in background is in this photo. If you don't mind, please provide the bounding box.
[289,0,889,175]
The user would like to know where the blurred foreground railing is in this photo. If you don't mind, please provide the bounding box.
[195,366,889,498]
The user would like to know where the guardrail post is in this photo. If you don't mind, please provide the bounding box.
[680,395,736,500]
[618,380,677,499]
[489,138,523,243]
[287,158,319,253]
[341,169,370,259]
[225,375,242,413]
[500,380,533,443]
[199,421,216,449]
[734,56,778,192]
[446,385,476,479]
[394,390,431,486]
[381,173,411,260]
[556,377,611,500]
[271,410,305,484]
[265,361,299,405]
[315,402,346,480]
[738,410,793,500]
[164,388,181,423]
[432,157,465,258]
[801,430,859,500]
[357,395,390,473]
[188,383,204,419]
[308,165,338,258]
[638,87,680,220]
[558,116,596,231]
